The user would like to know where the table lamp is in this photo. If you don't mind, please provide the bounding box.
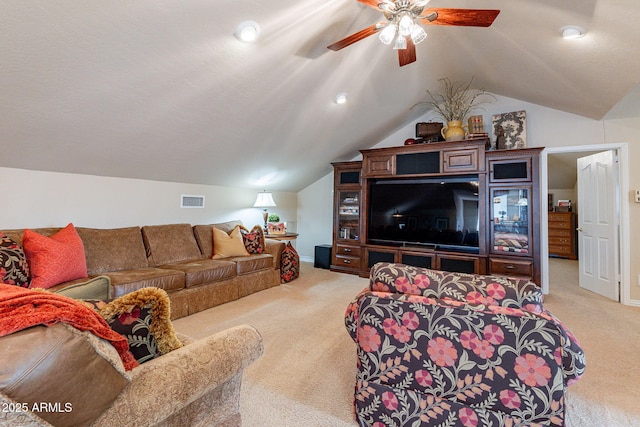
[253,191,276,233]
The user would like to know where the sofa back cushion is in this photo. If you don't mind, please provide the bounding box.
[77,227,149,274]
[0,228,61,247]
[142,224,203,266]
[0,323,129,426]
[193,220,242,258]
[370,262,544,313]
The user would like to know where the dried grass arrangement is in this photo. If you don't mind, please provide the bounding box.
[414,77,496,122]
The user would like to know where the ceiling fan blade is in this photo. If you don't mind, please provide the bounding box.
[421,8,500,27]
[327,23,383,51]
[398,38,416,67]
[357,0,384,10]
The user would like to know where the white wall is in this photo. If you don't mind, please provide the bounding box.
[296,172,334,262]
[0,167,296,230]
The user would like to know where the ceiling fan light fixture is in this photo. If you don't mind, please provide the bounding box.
[398,14,414,37]
[378,1,395,13]
[413,0,431,6]
[234,20,261,43]
[560,25,585,40]
[379,23,397,45]
[410,25,427,44]
[393,35,407,50]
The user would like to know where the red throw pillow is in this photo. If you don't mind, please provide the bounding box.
[23,223,88,289]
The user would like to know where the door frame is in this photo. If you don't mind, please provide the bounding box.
[540,143,630,305]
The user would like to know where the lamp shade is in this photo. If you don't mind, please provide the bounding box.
[253,192,276,208]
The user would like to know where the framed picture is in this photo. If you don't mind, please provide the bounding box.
[491,110,527,150]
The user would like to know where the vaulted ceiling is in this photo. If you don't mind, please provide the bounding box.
[2,1,639,192]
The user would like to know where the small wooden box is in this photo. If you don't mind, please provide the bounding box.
[415,122,443,142]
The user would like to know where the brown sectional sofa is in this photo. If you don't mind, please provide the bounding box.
[3,220,285,319]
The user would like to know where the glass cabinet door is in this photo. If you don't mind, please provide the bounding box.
[491,188,530,255]
[337,191,360,241]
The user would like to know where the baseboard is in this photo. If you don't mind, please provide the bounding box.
[627,299,640,307]
[300,255,313,263]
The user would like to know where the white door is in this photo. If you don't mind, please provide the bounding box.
[577,151,619,300]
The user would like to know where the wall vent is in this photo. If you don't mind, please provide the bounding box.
[180,194,205,208]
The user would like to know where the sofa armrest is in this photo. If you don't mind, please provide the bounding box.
[93,325,263,426]
[264,238,286,270]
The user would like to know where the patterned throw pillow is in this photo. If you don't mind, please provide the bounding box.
[240,225,265,254]
[0,234,30,287]
[280,242,300,283]
[83,287,183,364]
[22,223,88,289]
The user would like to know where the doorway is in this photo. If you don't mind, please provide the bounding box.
[540,144,631,304]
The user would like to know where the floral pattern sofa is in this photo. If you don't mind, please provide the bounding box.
[345,263,586,427]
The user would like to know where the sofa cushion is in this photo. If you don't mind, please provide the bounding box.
[212,220,243,234]
[77,227,149,274]
[193,221,243,258]
[141,224,203,267]
[84,288,183,364]
[105,268,185,297]
[0,234,30,287]
[0,323,129,426]
[158,259,237,288]
[229,254,274,276]
[213,226,250,259]
[55,275,111,300]
[240,225,265,254]
[369,262,544,313]
[0,228,61,247]
[22,223,88,289]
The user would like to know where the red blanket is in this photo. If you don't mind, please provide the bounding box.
[0,283,139,371]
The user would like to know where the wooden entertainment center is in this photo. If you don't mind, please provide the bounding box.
[331,139,543,285]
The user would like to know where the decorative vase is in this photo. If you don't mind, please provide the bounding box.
[441,120,467,142]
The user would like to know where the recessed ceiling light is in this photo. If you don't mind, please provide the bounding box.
[560,25,586,40]
[334,92,348,105]
[235,21,261,43]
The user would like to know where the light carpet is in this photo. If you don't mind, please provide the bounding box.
[173,260,640,426]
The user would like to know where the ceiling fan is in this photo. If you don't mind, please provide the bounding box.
[327,0,500,67]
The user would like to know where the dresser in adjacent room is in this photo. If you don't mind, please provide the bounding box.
[548,211,577,259]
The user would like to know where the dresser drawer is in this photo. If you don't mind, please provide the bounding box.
[549,245,573,256]
[548,228,572,238]
[549,236,572,246]
[548,212,572,222]
[335,244,361,257]
[489,258,533,278]
[333,255,361,269]
[548,220,572,230]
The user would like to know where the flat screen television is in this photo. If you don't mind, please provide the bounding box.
[367,175,480,253]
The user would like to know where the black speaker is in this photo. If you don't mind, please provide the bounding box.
[314,245,332,269]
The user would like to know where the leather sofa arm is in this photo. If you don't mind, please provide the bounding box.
[264,238,286,269]
[92,324,263,426]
